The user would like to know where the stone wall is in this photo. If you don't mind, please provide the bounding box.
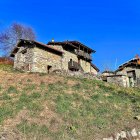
[80,58,91,73]
[49,44,98,74]
[31,47,62,73]
[117,66,140,87]
[61,48,78,71]
[14,47,34,71]
[52,69,100,80]
[91,66,98,75]
[117,67,140,78]
[48,45,63,51]
[107,75,129,87]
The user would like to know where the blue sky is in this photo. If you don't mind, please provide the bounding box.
[0,0,140,71]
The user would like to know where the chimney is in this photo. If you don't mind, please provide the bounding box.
[135,54,139,59]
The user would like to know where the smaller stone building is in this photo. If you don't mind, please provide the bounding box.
[104,57,140,87]
[101,71,115,82]
[116,57,140,87]
[10,39,99,75]
[107,74,129,87]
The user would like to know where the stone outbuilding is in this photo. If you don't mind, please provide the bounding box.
[106,74,129,87]
[101,71,115,82]
[104,57,140,87]
[10,39,99,75]
[116,57,140,87]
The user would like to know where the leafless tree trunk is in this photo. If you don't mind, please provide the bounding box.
[0,23,36,56]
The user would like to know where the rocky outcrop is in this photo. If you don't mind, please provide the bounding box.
[103,128,140,140]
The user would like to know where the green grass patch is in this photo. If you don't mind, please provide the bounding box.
[29,92,41,99]
[0,64,13,72]
[1,94,11,100]
[7,86,18,94]
[17,120,49,135]
[56,94,72,113]
[0,104,14,124]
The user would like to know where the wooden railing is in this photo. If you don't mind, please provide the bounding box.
[75,50,92,60]
[68,60,83,71]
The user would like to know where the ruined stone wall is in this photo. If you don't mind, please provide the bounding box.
[31,47,62,73]
[107,75,129,87]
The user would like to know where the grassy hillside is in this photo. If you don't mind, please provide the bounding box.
[0,64,140,140]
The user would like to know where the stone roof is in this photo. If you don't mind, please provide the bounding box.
[102,70,115,74]
[48,40,95,53]
[106,74,127,77]
[116,58,140,72]
[10,39,63,57]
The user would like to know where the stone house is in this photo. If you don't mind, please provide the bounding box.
[116,57,140,87]
[10,39,99,75]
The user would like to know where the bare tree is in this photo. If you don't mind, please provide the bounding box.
[0,23,36,56]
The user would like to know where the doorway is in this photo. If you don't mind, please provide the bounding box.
[47,65,52,74]
[127,70,136,87]
[78,58,80,64]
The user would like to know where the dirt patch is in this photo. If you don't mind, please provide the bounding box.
[67,80,79,87]
[26,102,63,132]
[3,109,29,128]
[0,71,64,94]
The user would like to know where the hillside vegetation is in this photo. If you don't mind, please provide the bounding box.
[0,64,140,140]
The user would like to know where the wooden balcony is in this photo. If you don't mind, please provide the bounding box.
[68,60,83,71]
[75,50,92,60]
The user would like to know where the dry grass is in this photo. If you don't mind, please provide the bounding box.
[0,65,140,140]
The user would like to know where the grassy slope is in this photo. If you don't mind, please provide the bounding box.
[0,64,140,140]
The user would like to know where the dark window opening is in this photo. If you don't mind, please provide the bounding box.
[47,65,52,74]
[127,70,136,80]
